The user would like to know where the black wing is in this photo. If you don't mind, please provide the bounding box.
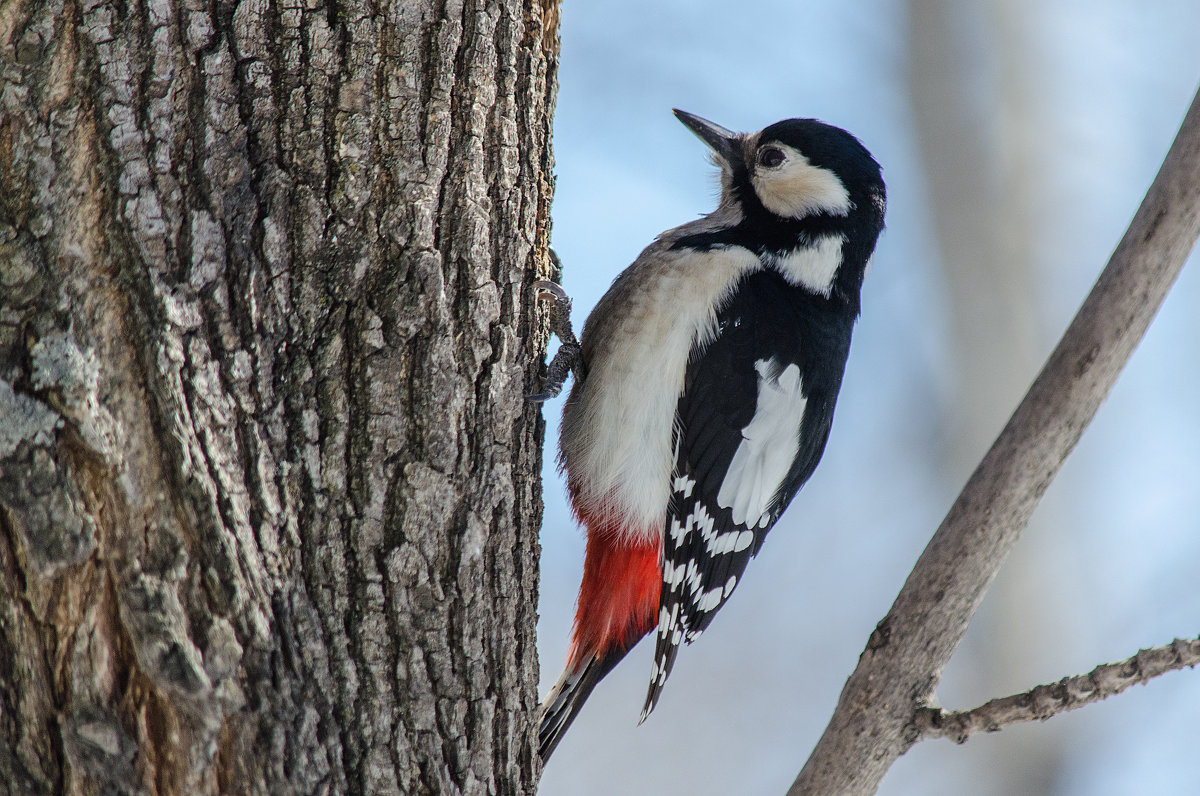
[642,268,855,718]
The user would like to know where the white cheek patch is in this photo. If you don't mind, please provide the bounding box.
[752,144,851,219]
[770,235,845,296]
[716,359,805,528]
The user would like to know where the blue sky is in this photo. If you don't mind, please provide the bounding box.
[535,3,1200,793]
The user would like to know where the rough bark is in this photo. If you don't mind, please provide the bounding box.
[0,0,560,792]
[789,85,1200,795]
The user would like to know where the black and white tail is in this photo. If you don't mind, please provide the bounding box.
[539,656,600,762]
[539,648,632,762]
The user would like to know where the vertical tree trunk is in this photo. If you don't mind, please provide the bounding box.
[0,0,559,792]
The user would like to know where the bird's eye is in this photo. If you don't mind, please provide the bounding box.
[757,146,785,169]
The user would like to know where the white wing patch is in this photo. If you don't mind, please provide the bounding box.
[769,235,845,296]
[716,359,806,527]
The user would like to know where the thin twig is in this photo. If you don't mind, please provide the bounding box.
[915,636,1200,743]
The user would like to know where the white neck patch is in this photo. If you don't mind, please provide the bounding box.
[769,235,846,296]
[751,144,851,219]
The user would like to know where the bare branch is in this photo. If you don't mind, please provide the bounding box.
[915,637,1200,743]
[789,85,1200,796]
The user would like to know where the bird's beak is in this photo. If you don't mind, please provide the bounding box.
[673,109,739,165]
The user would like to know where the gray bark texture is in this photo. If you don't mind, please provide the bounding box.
[789,85,1200,796]
[0,0,560,792]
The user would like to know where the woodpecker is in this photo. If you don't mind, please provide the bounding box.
[535,109,886,762]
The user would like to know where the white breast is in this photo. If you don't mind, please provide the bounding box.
[561,244,761,542]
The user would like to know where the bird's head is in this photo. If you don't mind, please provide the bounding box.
[673,109,885,229]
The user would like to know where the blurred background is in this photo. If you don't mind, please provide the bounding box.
[535,1,1200,793]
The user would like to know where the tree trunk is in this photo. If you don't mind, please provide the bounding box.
[0,0,559,792]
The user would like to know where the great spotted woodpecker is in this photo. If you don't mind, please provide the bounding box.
[534,110,886,762]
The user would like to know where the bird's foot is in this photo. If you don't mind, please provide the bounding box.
[527,339,581,401]
[528,260,581,401]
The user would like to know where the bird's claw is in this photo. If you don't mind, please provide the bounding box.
[530,256,581,401]
[534,279,570,305]
[528,341,581,402]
